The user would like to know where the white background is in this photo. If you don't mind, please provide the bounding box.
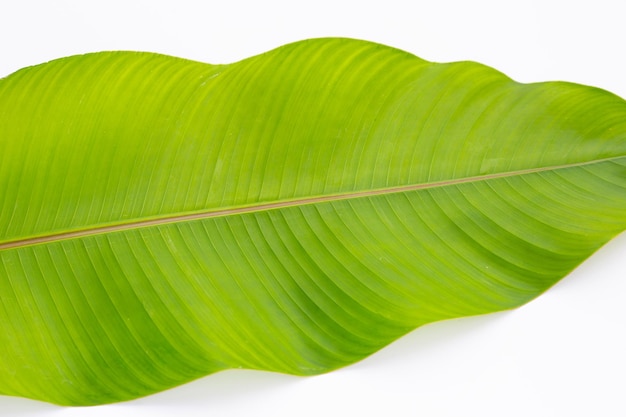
[2,1,625,416]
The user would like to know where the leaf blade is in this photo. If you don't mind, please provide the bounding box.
[0,38,625,405]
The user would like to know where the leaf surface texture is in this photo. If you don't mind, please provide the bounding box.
[0,38,625,405]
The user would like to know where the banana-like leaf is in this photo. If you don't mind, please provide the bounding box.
[1,38,625,406]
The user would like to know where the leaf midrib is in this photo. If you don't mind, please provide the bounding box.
[1,156,623,251]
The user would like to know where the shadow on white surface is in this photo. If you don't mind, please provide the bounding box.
[130,367,302,408]
[1,396,57,416]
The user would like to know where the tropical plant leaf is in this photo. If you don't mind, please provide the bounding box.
[0,37,625,406]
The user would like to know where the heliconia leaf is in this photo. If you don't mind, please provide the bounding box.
[0,37,625,406]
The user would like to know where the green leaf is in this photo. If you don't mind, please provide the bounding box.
[0,37,625,406]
